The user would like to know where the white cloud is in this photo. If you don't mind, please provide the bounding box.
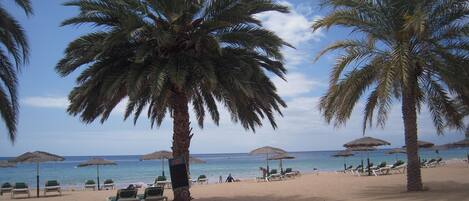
[273,73,323,97]
[256,1,323,46]
[22,96,69,108]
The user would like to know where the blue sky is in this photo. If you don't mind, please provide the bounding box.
[0,0,465,156]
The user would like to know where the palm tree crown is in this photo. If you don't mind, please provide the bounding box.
[313,0,468,191]
[314,0,468,133]
[58,0,289,130]
[0,0,33,142]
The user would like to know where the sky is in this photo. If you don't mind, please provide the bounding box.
[0,0,465,157]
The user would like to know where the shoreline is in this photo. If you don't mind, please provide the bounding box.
[0,161,468,201]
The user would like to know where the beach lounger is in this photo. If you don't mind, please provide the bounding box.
[142,187,168,201]
[0,182,13,195]
[435,158,446,166]
[84,180,97,190]
[155,176,171,189]
[108,189,139,201]
[426,159,438,168]
[44,180,61,196]
[352,165,363,176]
[104,179,115,190]
[11,182,30,199]
[267,169,282,181]
[284,168,300,178]
[197,175,208,184]
[372,162,390,176]
[390,163,407,174]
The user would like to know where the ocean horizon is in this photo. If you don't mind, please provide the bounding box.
[1,149,467,189]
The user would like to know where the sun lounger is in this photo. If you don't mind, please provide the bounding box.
[11,182,30,199]
[284,168,300,178]
[44,180,61,196]
[422,159,437,168]
[84,180,97,190]
[435,158,446,166]
[108,189,139,201]
[352,165,363,176]
[104,179,115,190]
[142,187,168,201]
[197,175,208,184]
[267,169,283,181]
[154,176,171,189]
[371,162,390,176]
[0,182,13,195]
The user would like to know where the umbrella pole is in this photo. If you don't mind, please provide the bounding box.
[266,153,269,176]
[361,152,364,172]
[280,159,283,174]
[162,159,165,177]
[97,165,100,190]
[367,151,371,176]
[36,162,39,197]
[343,157,346,171]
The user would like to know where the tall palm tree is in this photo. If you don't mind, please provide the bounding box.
[313,0,468,191]
[58,0,289,200]
[0,0,33,142]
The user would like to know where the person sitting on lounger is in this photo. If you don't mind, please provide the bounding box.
[259,167,267,178]
[226,174,235,183]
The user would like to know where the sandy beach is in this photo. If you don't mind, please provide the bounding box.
[1,162,468,201]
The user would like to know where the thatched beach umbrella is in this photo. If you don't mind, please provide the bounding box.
[344,137,390,175]
[268,153,295,173]
[13,151,65,197]
[78,158,116,190]
[140,150,173,177]
[385,148,406,161]
[250,146,287,173]
[332,150,354,170]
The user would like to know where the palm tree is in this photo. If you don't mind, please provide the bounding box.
[57,0,289,200]
[0,0,33,142]
[313,0,468,191]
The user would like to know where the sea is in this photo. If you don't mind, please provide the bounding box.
[1,149,467,189]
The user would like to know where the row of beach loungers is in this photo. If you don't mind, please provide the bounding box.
[0,180,62,198]
[256,168,301,182]
[338,158,446,177]
[108,186,167,201]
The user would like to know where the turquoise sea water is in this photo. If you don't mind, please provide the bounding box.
[1,149,467,189]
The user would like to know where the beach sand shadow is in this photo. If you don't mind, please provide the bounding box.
[195,195,343,201]
[355,181,469,201]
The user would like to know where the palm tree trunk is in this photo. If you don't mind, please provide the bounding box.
[402,78,423,191]
[172,89,192,201]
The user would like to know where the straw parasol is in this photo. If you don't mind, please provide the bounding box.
[332,150,354,170]
[250,146,287,173]
[0,160,16,168]
[344,137,390,175]
[268,153,295,173]
[13,151,64,197]
[78,158,117,190]
[385,148,406,161]
[344,137,391,148]
[140,150,173,177]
